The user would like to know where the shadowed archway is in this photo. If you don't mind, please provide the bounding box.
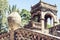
[44,13,54,29]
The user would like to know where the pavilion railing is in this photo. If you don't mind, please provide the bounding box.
[32,21,41,29]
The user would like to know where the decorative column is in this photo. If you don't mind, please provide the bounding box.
[53,16,57,26]
[31,14,34,27]
[41,12,45,32]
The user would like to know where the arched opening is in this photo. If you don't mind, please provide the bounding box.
[33,14,41,22]
[44,13,54,29]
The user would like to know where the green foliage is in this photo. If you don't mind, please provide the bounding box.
[20,9,31,27]
[8,5,20,14]
[0,0,8,11]
[0,0,8,33]
[8,6,31,27]
[47,24,51,28]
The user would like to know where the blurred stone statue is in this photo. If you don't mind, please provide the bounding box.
[7,12,21,31]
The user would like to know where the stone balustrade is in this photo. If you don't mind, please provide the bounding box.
[33,21,41,28]
[0,28,60,40]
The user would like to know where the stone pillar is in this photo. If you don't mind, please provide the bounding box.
[54,16,57,26]
[52,18,54,26]
[41,12,45,32]
[41,19,45,32]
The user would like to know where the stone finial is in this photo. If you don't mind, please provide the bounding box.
[8,12,21,31]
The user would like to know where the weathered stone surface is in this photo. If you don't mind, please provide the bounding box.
[8,12,21,30]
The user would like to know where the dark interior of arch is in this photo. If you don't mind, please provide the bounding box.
[44,13,53,29]
[33,14,41,22]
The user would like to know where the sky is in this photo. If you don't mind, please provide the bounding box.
[8,0,60,19]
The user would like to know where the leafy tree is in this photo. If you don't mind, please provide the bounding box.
[0,0,8,33]
[8,6,31,27]
[8,5,20,14]
[20,9,31,27]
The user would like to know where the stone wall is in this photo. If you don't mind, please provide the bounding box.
[0,28,60,40]
[49,24,60,37]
